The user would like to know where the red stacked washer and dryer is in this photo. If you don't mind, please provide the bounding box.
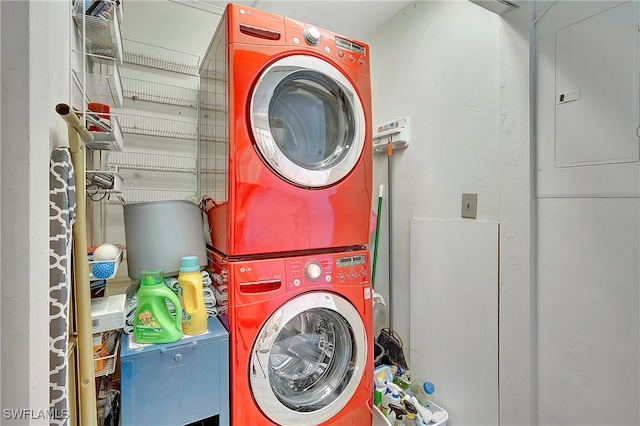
[199,3,373,424]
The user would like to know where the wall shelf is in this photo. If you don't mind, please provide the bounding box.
[122,39,200,75]
[85,115,124,151]
[122,77,197,108]
[107,151,197,174]
[93,332,121,377]
[116,113,197,140]
[86,170,123,193]
[73,1,123,65]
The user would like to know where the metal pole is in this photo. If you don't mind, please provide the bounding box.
[55,103,97,425]
[386,141,394,331]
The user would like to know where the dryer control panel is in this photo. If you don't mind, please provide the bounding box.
[285,17,370,73]
[226,3,370,73]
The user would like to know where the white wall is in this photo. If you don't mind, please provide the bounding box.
[497,3,534,424]
[534,1,640,424]
[1,1,69,423]
[368,1,639,425]
[367,2,506,423]
[368,0,501,347]
[120,0,218,58]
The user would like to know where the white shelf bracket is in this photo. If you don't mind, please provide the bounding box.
[373,117,410,154]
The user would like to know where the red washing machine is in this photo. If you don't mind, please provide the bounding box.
[208,247,374,425]
[199,3,372,256]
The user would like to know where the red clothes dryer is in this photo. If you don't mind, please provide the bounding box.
[208,247,374,425]
[199,3,372,257]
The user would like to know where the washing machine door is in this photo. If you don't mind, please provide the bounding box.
[250,55,366,188]
[249,291,367,425]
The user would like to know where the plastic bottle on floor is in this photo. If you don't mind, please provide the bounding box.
[409,378,435,405]
[177,256,207,335]
[133,269,183,344]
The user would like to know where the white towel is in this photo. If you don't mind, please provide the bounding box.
[202,270,212,286]
[214,284,228,305]
[164,277,179,292]
[211,273,223,285]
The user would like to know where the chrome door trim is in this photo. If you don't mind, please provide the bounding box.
[249,291,367,425]
[250,55,366,187]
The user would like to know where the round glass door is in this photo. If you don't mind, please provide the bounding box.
[249,292,367,425]
[250,55,366,188]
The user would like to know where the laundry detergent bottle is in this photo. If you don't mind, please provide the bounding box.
[133,269,183,344]
[177,256,207,335]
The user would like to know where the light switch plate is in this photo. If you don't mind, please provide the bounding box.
[462,193,478,219]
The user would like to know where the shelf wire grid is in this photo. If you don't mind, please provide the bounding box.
[108,188,198,204]
[116,113,197,140]
[107,151,197,174]
[122,39,200,75]
[73,69,123,109]
[122,77,198,108]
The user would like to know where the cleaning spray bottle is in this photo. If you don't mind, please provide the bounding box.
[133,269,183,344]
[387,403,407,426]
[401,395,418,425]
[177,255,207,335]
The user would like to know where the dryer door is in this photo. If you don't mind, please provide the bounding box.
[249,291,367,425]
[250,55,366,188]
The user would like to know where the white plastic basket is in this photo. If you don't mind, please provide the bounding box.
[424,401,449,426]
[373,401,448,426]
[88,247,123,281]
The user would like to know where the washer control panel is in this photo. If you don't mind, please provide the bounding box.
[286,251,369,289]
[334,254,368,284]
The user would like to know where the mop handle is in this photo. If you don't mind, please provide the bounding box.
[371,185,384,289]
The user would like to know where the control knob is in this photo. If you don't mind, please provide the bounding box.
[303,27,321,46]
[304,261,322,281]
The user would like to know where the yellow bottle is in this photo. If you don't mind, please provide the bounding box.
[177,256,207,335]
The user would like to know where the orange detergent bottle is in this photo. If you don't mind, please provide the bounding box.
[177,256,208,335]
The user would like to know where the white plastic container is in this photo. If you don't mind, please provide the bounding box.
[424,401,448,426]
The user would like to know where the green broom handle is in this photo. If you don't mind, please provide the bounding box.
[371,185,384,289]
